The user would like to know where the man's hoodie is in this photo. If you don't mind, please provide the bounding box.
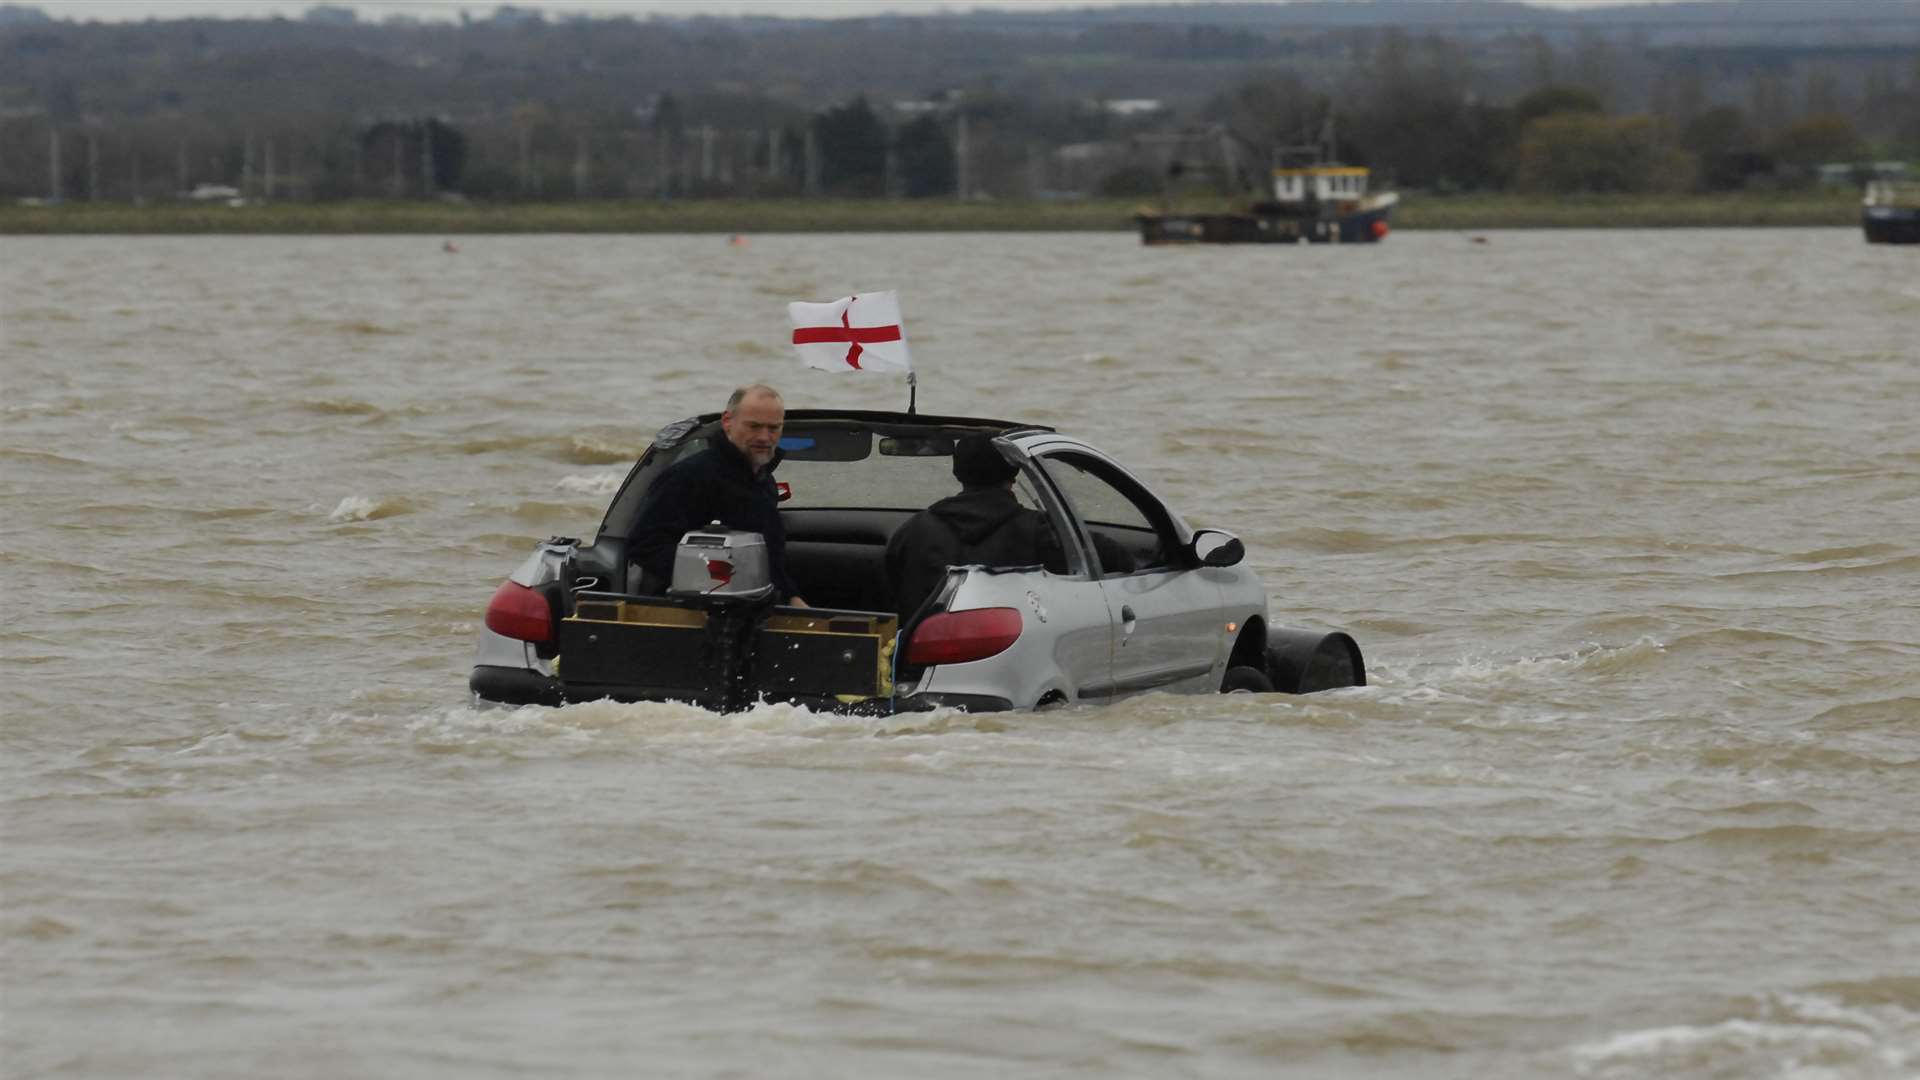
[884,486,1064,623]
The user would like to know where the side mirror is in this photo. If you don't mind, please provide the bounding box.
[1190,529,1244,568]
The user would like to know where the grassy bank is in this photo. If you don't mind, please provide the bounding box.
[0,190,1861,235]
[1395,190,1860,230]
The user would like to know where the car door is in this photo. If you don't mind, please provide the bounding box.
[1030,447,1228,699]
[909,450,1116,707]
[1000,456,1114,702]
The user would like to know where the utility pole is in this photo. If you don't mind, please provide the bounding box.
[264,138,275,201]
[176,138,188,197]
[700,124,714,183]
[243,131,255,198]
[48,126,62,202]
[574,133,588,198]
[86,129,98,202]
[519,124,533,197]
[654,128,670,197]
[803,124,819,196]
[955,112,969,200]
[421,123,435,199]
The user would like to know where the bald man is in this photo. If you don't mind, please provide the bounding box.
[629,384,806,606]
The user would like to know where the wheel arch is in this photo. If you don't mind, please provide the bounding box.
[1227,615,1268,672]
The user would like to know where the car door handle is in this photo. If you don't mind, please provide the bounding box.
[1120,605,1137,640]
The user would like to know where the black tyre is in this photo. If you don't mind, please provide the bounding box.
[1221,665,1274,694]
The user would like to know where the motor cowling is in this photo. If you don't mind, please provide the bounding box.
[669,525,774,604]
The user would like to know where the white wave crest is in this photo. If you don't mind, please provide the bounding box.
[328,494,410,522]
[403,702,597,750]
[1447,637,1667,684]
[412,696,994,752]
[555,471,625,496]
[1571,992,1917,1079]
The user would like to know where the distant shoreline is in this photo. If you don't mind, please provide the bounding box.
[0,192,1861,234]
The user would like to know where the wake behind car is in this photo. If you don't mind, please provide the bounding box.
[470,409,1364,712]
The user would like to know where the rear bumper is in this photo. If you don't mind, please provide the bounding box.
[894,691,1014,713]
[470,664,1012,715]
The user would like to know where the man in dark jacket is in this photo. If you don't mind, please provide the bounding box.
[629,384,807,605]
[884,434,1068,624]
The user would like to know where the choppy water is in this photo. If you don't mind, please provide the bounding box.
[3,229,1917,1079]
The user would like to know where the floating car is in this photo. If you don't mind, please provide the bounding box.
[469,409,1364,712]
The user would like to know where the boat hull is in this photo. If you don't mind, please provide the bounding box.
[1137,202,1393,245]
[1863,206,1920,244]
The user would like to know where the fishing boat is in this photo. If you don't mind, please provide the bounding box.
[1862,179,1920,244]
[1136,134,1398,246]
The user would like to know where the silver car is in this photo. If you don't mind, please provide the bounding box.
[469,409,1363,712]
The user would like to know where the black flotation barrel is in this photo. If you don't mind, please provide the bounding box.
[1265,628,1366,693]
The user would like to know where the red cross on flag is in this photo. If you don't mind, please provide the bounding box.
[788,291,913,374]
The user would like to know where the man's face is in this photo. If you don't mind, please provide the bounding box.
[722,392,784,470]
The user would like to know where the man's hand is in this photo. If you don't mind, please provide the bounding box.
[788,595,810,608]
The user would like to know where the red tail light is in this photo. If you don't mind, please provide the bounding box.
[485,580,553,642]
[904,607,1022,666]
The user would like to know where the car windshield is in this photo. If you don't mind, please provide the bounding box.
[780,428,1048,512]
[649,423,1045,512]
[777,455,1049,512]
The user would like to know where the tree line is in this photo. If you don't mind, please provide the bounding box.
[1,4,1916,204]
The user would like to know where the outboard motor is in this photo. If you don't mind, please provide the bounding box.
[665,525,777,707]
[558,526,896,713]
[669,526,775,604]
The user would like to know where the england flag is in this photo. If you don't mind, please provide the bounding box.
[788,291,913,374]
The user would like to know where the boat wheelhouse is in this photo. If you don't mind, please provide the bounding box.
[1270,164,1370,203]
[1135,133,1398,245]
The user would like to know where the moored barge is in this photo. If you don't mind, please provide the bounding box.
[1137,157,1398,246]
[1863,180,1920,244]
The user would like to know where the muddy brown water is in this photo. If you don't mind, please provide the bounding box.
[4,230,1917,1078]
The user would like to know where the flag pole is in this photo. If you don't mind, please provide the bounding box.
[907,371,917,415]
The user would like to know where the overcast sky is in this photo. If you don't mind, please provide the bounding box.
[23,0,1692,23]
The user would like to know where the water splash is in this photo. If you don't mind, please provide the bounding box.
[1571,992,1918,1079]
[555,471,625,496]
[328,494,413,522]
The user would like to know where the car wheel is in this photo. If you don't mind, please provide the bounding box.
[1220,665,1274,694]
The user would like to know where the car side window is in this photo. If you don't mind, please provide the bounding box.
[1010,474,1047,514]
[1035,452,1177,576]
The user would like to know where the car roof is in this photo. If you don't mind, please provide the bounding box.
[688,409,1048,429]
[654,409,1054,448]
